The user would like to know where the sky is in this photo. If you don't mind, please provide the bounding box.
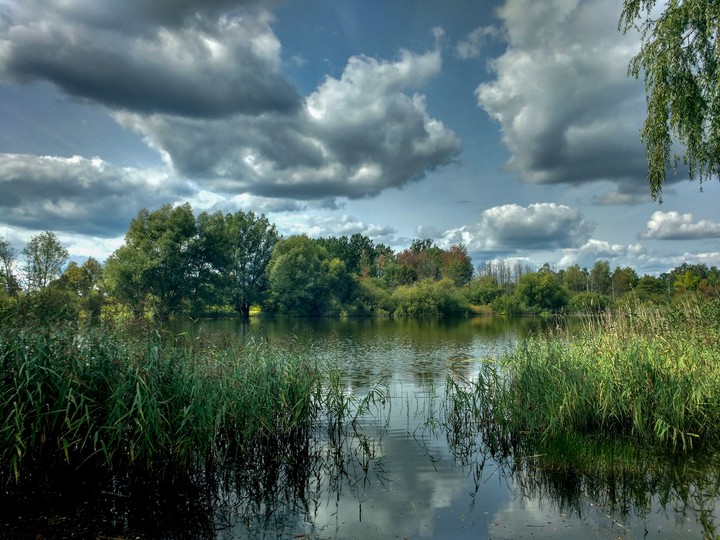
[1,0,719,276]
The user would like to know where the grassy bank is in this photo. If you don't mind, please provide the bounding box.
[0,323,322,482]
[447,298,720,451]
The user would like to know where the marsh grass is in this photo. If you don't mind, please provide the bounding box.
[0,322,323,483]
[445,298,720,452]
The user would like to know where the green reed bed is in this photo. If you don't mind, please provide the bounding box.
[447,299,720,452]
[0,324,322,482]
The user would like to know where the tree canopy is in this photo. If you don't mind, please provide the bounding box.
[621,0,720,199]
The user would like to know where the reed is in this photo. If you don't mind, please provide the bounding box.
[0,323,323,482]
[446,298,720,452]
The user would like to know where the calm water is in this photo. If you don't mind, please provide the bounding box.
[3,316,719,539]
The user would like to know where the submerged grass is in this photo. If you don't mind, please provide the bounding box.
[0,322,323,483]
[447,298,720,452]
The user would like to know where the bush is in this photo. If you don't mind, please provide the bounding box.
[491,294,526,316]
[568,291,611,313]
[390,278,469,317]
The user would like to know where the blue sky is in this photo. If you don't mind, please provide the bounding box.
[1,0,719,276]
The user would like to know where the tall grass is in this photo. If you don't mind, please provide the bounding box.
[446,298,720,452]
[0,323,322,482]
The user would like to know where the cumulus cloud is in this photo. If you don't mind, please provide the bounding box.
[435,202,593,253]
[1,0,460,201]
[476,0,658,193]
[273,214,397,241]
[560,238,720,274]
[0,153,193,236]
[640,211,720,240]
[0,0,298,117]
[115,49,461,199]
[455,25,502,60]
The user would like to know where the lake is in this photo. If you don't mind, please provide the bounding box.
[3,316,719,539]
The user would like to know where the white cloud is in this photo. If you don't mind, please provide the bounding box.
[115,49,461,200]
[455,25,502,60]
[435,202,593,253]
[640,211,720,240]
[273,214,396,242]
[476,0,654,192]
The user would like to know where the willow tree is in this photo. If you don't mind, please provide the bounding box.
[620,0,720,199]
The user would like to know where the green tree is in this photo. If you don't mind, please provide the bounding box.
[390,278,469,317]
[266,235,332,316]
[562,264,588,293]
[568,291,611,313]
[395,239,443,281]
[316,234,378,277]
[620,0,720,199]
[0,237,19,296]
[589,260,612,296]
[635,274,670,303]
[22,231,69,291]
[462,275,504,305]
[200,210,279,318]
[56,257,105,320]
[105,204,196,320]
[515,271,568,313]
[611,266,639,298]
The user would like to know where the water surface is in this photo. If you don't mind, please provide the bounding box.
[3,316,718,539]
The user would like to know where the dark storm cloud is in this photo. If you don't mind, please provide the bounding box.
[114,49,461,199]
[1,0,299,117]
[38,0,275,33]
[0,153,193,236]
[1,0,459,200]
[476,0,675,195]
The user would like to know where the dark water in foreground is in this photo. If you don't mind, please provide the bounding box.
[3,316,719,539]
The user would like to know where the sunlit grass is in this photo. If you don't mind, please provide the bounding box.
[0,323,324,482]
[446,298,720,452]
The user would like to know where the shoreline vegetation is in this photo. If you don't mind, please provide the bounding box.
[445,299,720,454]
[1,298,719,488]
[2,204,719,325]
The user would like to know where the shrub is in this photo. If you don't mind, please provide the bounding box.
[390,278,469,317]
[568,291,611,313]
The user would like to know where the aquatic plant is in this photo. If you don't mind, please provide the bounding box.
[445,298,720,451]
[0,323,323,482]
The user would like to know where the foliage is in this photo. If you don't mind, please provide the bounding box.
[198,210,279,318]
[620,0,720,199]
[589,260,611,295]
[567,291,611,313]
[452,299,720,451]
[0,237,19,296]
[21,231,69,291]
[635,274,670,303]
[105,204,196,320]
[316,234,390,278]
[491,293,526,316]
[514,270,568,313]
[439,244,474,286]
[266,235,333,316]
[462,275,504,306]
[561,264,587,293]
[389,278,469,317]
[612,266,639,297]
[56,258,105,321]
[0,323,323,482]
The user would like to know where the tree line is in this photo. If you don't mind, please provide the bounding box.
[1,203,718,323]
